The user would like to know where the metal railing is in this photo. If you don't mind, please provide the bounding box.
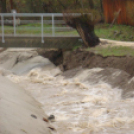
[0,13,92,43]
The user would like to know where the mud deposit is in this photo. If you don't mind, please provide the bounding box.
[1,50,134,134]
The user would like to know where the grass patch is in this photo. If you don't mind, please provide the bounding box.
[1,23,134,41]
[72,45,82,51]
[0,24,78,36]
[87,46,134,57]
[95,24,134,41]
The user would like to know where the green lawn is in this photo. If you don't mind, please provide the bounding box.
[87,46,134,57]
[95,24,134,41]
[1,23,134,41]
[0,23,78,36]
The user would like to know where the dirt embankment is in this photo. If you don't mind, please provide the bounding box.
[39,50,134,98]
[40,50,134,77]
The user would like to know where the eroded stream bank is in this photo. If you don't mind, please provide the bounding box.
[1,49,134,134]
[39,49,134,98]
[39,50,134,76]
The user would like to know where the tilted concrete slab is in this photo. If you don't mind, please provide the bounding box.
[0,76,54,134]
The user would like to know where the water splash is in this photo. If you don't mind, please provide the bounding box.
[6,67,134,134]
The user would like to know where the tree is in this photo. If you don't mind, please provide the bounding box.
[28,0,44,13]
[43,0,53,13]
[1,0,14,13]
[88,0,94,9]
[0,0,7,13]
[61,0,100,47]
[10,0,13,10]
[63,11,100,47]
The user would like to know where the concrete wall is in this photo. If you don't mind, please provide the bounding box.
[0,37,82,49]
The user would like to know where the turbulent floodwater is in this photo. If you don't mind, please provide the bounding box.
[6,66,134,134]
[1,50,134,134]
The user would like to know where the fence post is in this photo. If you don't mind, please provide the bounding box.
[52,14,55,36]
[13,13,16,36]
[1,15,5,43]
[41,15,44,43]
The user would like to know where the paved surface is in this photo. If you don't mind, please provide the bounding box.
[100,38,134,47]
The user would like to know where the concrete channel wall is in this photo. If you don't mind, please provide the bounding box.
[0,37,82,49]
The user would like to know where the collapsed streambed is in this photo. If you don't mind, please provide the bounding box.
[1,50,134,134]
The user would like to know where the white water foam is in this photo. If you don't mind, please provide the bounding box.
[6,67,134,134]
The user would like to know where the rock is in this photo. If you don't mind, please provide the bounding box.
[48,115,55,122]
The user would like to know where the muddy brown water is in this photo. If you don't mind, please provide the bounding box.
[1,50,134,134]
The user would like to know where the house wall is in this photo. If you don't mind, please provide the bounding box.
[102,0,134,26]
[126,0,134,26]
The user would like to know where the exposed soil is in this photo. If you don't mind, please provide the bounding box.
[63,51,134,76]
[39,50,134,77]
[40,49,63,66]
